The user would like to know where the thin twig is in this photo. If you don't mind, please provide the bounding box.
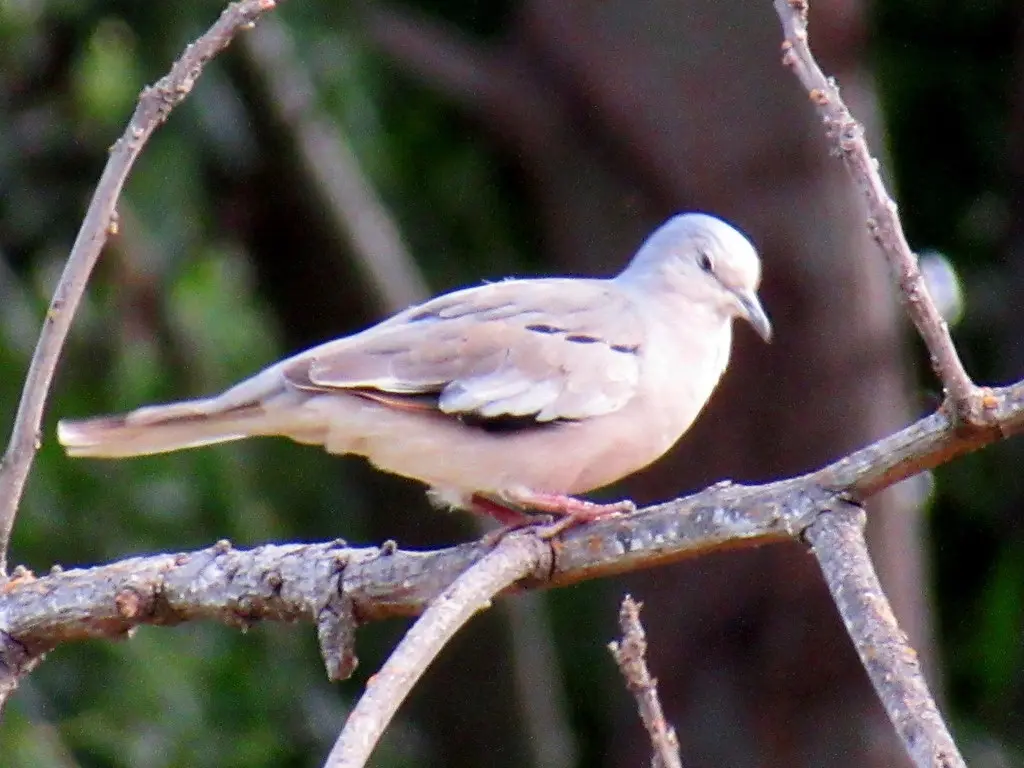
[608,596,683,768]
[805,503,965,768]
[0,0,281,578]
[322,533,549,768]
[772,0,980,422]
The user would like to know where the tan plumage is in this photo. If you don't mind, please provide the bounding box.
[58,213,771,519]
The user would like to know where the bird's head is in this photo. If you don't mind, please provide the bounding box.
[617,212,772,342]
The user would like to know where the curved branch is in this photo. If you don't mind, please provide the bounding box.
[0,378,1020,758]
[323,533,550,768]
[0,0,281,577]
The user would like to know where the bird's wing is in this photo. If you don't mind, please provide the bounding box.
[283,278,646,423]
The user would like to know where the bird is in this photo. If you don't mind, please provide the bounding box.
[58,213,771,526]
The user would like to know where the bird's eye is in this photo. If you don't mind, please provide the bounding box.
[697,251,714,273]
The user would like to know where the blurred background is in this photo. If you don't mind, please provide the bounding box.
[0,0,1022,766]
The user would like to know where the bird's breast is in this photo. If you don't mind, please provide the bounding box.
[637,314,733,453]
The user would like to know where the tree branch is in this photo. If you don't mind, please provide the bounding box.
[0,376,1020,757]
[0,0,282,578]
[773,0,981,423]
[3,377,1021,656]
[608,596,683,768]
[1,2,1021,763]
[0,625,42,720]
[323,533,550,768]
[805,503,965,768]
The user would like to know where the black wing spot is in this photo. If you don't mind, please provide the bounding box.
[457,413,566,434]
[526,323,565,335]
[610,343,641,355]
[565,334,601,344]
[407,308,439,322]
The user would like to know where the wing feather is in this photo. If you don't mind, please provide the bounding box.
[284,278,645,423]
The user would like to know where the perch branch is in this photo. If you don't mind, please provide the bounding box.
[806,503,965,768]
[0,0,281,577]
[773,0,980,422]
[0,377,1021,750]
[323,533,550,768]
[2,379,1022,664]
[608,596,683,768]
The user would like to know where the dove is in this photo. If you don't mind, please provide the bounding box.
[58,213,771,525]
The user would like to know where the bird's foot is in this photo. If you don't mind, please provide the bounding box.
[504,490,636,519]
[472,491,635,541]
[469,494,538,527]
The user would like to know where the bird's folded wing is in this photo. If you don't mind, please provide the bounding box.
[283,279,645,422]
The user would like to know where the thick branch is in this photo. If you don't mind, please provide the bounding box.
[3,379,1022,655]
[0,379,1020,762]
[805,503,965,768]
[773,0,980,421]
[0,0,281,577]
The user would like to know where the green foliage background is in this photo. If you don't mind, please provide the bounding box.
[1,0,1022,765]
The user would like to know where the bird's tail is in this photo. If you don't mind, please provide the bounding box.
[57,398,267,458]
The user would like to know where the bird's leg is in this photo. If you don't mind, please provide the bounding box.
[495,489,635,539]
[470,491,635,542]
[469,493,538,526]
[503,490,635,518]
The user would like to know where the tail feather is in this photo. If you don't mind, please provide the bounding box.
[57,399,265,458]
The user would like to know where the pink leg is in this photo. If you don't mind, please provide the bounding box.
[471,491,635,540]
[497,490,635,539]
[469,494,536,526]
[501,490,636,520]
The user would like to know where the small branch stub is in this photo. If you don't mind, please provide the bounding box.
[609,595,683,768]
[323,533,550,768]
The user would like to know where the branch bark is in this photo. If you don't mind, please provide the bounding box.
[2,375,1021,658]
[0,1,1020,765]
[3,376,1017,756]
[806,503,965,768]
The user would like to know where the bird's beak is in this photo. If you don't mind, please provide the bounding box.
[736,290,773,342]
